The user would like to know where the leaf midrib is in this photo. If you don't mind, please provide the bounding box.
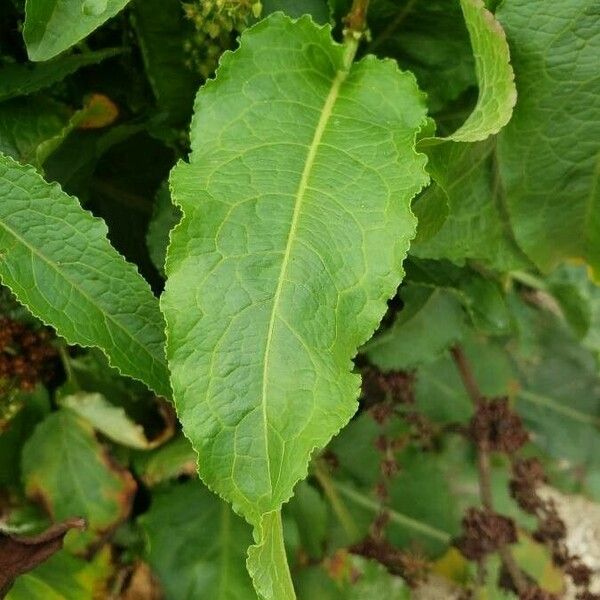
[259,48,354,497]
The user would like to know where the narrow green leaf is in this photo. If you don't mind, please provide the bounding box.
[497,0,600,275]
[448,0,516,142]
[162,14,428,599]
[0,154,169,396]
[0,49,121,102]
[60,392,166,450]
[23,0,131,61]
[21,410,137,552]
[139,480,254,600]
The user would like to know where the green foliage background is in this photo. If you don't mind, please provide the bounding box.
[0,0,599,598]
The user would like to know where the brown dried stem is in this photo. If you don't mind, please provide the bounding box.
[344,0,370,39]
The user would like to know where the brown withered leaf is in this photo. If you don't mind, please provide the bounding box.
[0,517,85,597]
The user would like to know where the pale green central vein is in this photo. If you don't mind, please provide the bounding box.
[260,40,358,496]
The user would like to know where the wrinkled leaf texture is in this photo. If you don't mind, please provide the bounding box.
[0,155,169,396]
[162,13,429,599]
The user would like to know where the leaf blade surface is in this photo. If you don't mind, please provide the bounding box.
[0,154,169,396]
[162,13,429,598]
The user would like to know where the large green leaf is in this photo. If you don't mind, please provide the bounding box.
[139,480,254,600]
[497,0,600,275]
[23,0,132,61]
[0,154,169,396]
[162,13,428,599]
[21,409,137,552]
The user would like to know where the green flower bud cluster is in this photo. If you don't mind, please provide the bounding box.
[182,0,263,79]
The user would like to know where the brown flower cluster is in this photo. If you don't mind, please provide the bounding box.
[0,318,57,392]
[469,397,529,453]
[455,507,518,561]
[510,458,598,599]
[361,367,415,415]
[350,535,429,587]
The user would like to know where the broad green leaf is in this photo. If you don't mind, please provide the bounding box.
[0,49,121,102]
[23,0,132,61]
[404,259,511,335]
[60,392,171,450]
[545,265,600,357]
[21,409,137,552]
[327,414,455,553]
[0,155,169,396]
[411,139,530,271]
[364,284,465,370]
[0,98,69,164]
[6,546,112,600]
[132,0,200,125]
[162,14,428,598]
[497,0,600,276]
[139,480,254,600]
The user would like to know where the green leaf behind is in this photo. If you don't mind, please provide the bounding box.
[23,0,132,61]
[21,410,137,552]
[497,0,600,275]
[139,480,254,600]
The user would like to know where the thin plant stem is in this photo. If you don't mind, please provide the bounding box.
[450,345,529,596]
